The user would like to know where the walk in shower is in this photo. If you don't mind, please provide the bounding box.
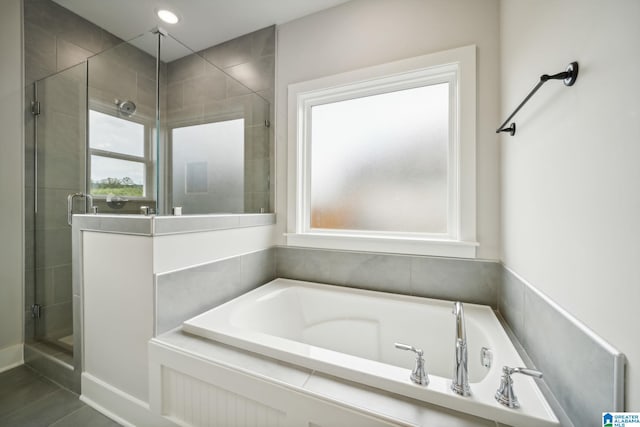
[24,26,274,389]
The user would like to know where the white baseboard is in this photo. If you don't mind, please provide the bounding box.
[0,343,23,373]
[81,372,176,427]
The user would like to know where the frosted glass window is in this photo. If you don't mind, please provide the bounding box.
[171,119,244,213]
[310,83,449,234]
[89,110,144,157]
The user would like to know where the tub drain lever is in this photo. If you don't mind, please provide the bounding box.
[394,342,429,386]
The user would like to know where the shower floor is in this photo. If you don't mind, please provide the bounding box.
[58,334,74,349]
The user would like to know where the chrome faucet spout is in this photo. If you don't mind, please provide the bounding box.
[451,301,471,396]
[453,301,466,343]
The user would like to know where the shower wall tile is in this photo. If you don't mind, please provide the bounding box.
[26,0,110,54]
[182,71,227,105]
[246,127,269,159]
[250,93,270,126]
[24,22,57,81]
[53,265,73,304]
[201,34,253,68]
[35,267,55,306]
[35,228,72,269]
[245,192,270,213]
[225,56,275,93]
[88,54,138,102]
[225,76,254,98]
[136,75,157,112]
[39,301,73,339]
[166,104,205,126]
[251,26,276,58]
[114,43,157,80]
[167,54,207,83]
[57,18,104,55]
[246,158,270,193]
[24,0,123,85]
[56,39,92,72]
[36,153,83,190]
[38,72,85,114]
[24,311,35,342]
[155,248,277,335]
[167,82,184,111]
[35,188,74,230]
[25,268,35,311]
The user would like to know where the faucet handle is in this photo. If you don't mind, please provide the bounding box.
[394,342,423,356]
[495,365,543,408]
[504,366,543,378]
[394,342,429,386]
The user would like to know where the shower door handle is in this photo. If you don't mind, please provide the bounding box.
[67,193,94,225]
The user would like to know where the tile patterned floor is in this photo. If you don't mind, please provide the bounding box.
[0,365,122,427]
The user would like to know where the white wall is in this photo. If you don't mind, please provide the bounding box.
[153,225,277,274]
[0,0,24,371]
[275,0,501,260]
[500,0,640,410]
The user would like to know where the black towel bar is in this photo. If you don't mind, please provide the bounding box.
[497,62,579,136]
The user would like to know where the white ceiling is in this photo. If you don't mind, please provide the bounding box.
[53,0,351,53]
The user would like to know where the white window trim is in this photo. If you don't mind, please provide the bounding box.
[286,45,477,258]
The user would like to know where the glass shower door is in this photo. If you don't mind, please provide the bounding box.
[30,62,87,363]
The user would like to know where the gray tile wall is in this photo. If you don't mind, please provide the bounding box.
[499,267,625,427]
[166,26,275,214]
[275,246,501,306]
[155,248,276,334]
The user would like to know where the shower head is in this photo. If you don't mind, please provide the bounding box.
[115,99,136,117]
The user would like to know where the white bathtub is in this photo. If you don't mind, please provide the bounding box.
[183,278,559,427]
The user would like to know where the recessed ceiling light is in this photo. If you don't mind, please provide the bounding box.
[157,9,179,24]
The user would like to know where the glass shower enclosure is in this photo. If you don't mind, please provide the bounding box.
[25,28,273,388]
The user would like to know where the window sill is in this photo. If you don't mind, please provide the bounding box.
[284,233,478,258]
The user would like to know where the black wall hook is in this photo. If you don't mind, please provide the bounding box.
[497,62,578,136]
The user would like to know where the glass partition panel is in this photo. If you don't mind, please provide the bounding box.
[85,27,275,216]
[30,62,87,361]
[87,32,158,214]
[162,33,272,215]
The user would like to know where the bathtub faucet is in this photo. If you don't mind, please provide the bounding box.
[451,301,471,396]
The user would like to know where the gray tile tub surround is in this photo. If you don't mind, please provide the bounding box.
[499,267,625,427]
[155,248,276,335]
[275,246,501,307]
